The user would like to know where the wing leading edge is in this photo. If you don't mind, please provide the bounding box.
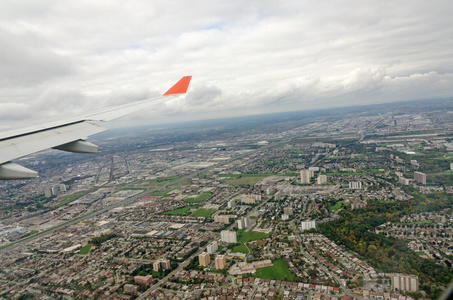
[0,76,191,180]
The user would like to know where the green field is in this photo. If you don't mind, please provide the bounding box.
[191,208,216,217]
[325,172,365,176]
[51,192,87,209]
[185,192,212,203]
[232,243,249,254]
[148,190,170,196]
[144,176,184,186]
[329,201,346,212]
[237,229,269,243]
[163,205,199,215]
[170,178,192,186]
[79,245,91,255]
[253,258,295,281]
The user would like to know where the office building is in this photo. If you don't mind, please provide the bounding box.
[215,255,227,269]
[199,252,211,267]
[414,171,426,185]
[221,230,237,243]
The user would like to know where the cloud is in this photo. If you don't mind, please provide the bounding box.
[0,0,452,129]
[0,28,74,87]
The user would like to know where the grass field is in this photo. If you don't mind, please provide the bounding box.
[223,176,265,185]
[144,176,184,186]
[232,243,249,254]
[237,229,269,243]
[79,245,91,255]
[149,190,170,196]
[163,205,199,215]
[325,172,365,176]
[253,258,295,281]
[191,208,216,217]
[218,173,299,185]
[185,192,212,203]
[329,201,345,212]
[51,192,87,210]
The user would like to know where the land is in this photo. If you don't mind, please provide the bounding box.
[0,99,452,299]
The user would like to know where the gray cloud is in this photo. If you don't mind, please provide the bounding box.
[0,0,452,129]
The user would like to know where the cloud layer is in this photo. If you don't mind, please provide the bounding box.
[1,0,452,129]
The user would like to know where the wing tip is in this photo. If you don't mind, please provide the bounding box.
[163,76,192,96]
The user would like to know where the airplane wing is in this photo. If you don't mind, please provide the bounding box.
[0,76,192,180]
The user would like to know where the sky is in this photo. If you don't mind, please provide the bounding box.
[1,0,453,130]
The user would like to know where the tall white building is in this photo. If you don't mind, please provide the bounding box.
[207,241,218,254]
[237,216,250,229]
[389,273,419,292]
[283,207,293,216]
[301,220,316,231]
[414,171,426,185]
[241,194,261,204]
[317,175,327,185]
[300,169,313,184]
[266,187,274,195]
[349,181,362,189]
[220,230,237,243]
[227,199,236,209]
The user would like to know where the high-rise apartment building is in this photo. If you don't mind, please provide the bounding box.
[300,169,313,184]
[227,199,236,209]
[220,230,237,243]
[414,171,426,185]
[207,241,218,254]
[153,258,171,272]
[317,175,327,184]
[283,207,293,216]
[301,220,316,231]
[134,275,153,285]
[237,216,250,229]
[215,255,226,269]
[349,181,362,189]
[389,273,419,292]
[198,252,211,267]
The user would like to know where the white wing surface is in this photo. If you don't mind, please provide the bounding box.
[0,76,192,179]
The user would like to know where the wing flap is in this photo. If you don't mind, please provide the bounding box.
[0,121,106,165]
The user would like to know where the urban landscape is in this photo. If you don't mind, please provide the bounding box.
[1,99,453,300]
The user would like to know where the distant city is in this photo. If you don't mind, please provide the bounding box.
[0,98,452,300]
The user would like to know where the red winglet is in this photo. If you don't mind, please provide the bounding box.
[163,76,192,96]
